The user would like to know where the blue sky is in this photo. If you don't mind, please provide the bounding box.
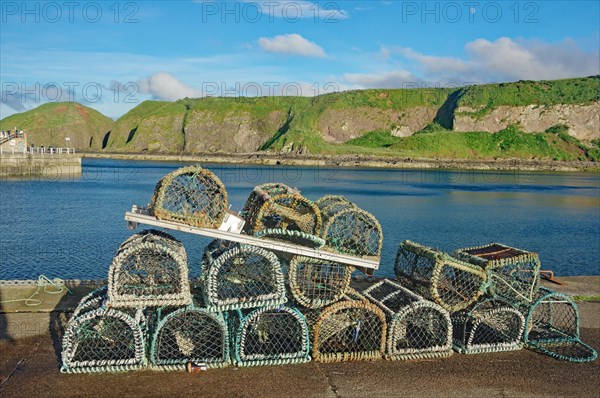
[1,0,599,119]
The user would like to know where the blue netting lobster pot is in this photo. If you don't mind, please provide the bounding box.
[149,305,230,370]
[229,305,311,367]
[307,289,387,363]
[201,240,286,311]
[394,240,487,312]
[453,243,541,305]
[61,288,148,373]
[108,230,192,308]
[452,299,524,354]
[364,279,452,360]
[150,165,228,228]
[521,288,597,363]
[315,195,383,259]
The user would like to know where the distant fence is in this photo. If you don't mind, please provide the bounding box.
[0,146,76,155]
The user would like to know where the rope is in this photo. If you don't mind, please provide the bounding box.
[0,275,72,307]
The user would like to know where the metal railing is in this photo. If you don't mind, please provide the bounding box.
[0,146,76,155]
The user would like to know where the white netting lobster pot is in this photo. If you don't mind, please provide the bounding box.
[241,183,323,247]
[201,240,286,311]
[453,243,541,305]
[452,299,524,354]
[315,195,383,259]
[61,288,147,373]
[108,230,191,308]
[150,165,228,228]
[287,255,353,309]
[394,240,487,312]
[364,279,452,360]
[522,288,597,363]
[150,306,230,370]
[308,290,387,363]
[229,305,311,367]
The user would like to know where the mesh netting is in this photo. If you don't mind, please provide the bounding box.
[453,243,541,305]
[241,183,322,239]
[452,299,524,354]
[150,306,230,370]
[522,288,597,363]
[363,279,452,360]
[307,289,386,363]
[287,256,353,309]
[315,195,383,258]
[201,240,286,311]
[61,289,147,373]
[108,230,191,307]
[394,241,487,312]
[229,305,311,367]
[150,165,228,228]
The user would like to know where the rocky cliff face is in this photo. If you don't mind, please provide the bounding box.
[454,102,600,141]
[317,106,438,143]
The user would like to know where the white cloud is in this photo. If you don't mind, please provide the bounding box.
[249,1,349,20]
[258,34,326,58]
[397,37,600,83]
[137,72,201,101]
[343,70,421,89]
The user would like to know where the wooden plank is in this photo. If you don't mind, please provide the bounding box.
[124,209,379,275]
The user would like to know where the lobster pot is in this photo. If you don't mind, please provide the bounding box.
[453,243,541,305]
[150,165,228,228]
[201,240,286,311]
[229,305,311,367]
[522,288,597,363]
[241,183,323,247]
[288,256,353,309]
[394,241,487,312]
[150,306,230,370]
[315,195,383,258]
[364,279,452,360]
[452,299,524,354]
[308,290,386,363]
[108,230,191,308]
[61,289,147,373]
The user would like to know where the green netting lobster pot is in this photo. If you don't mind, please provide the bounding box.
[108,230,191,308]
[287,255,353,309]
[61,288,147,373]
[308,290,387,363]
[453,243,541,305]
[315,195,383,259]
[522,288,597,363]
[394,241,487,312]
[150,306,230,370]
[452,299,524,354]
[201,240,286,311]
[363,279,452,360]
[241,183,323,247]
[229,305,311,367]
[150,165,228,228]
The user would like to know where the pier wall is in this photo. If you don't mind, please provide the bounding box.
[0,153,82,179]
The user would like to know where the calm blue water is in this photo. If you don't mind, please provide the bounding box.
[1,159,599,280]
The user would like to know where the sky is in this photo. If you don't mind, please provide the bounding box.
[1,0,599,119]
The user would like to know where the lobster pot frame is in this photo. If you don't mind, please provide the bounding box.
[229,305,311,367]
[288,256,353,309]
[241,183,322,246]
[453,243,541,305]
[108,230,191,308]
[150,165,228,228]
[315,195,383,259]
[308,290,387,363]
[201,240,286,311]
[364,279,452,360]
[522,288,597,363]
[61,289,147,373]
[394,241,487,312]
[452,299,524,354]
[150,306,230,370]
